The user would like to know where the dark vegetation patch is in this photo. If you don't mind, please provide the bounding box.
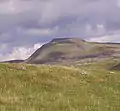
[111,63,120,70]
[1,60,24,63]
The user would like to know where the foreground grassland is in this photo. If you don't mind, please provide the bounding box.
[0,62,120,111]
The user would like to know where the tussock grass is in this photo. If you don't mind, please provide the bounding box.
[0,63,120,111]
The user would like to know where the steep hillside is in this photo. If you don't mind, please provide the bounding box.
[25,38,120,64]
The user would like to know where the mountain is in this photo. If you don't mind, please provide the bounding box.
[25,38,120,64]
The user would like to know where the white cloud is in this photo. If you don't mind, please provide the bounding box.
[85,24,105,36]
[0,0,18,14]
[88,33,120,43]
[25,26,59,36]
[0,0,39,14]
[0,43,8,53]
[0,43,43,61]
[117,0,120,7]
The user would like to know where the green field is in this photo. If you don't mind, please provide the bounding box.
[0,61,120,111]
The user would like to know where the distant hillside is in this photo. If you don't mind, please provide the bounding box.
[25,38,120,64]
[1,60,24,63]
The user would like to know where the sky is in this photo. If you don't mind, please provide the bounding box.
[0,0,120,61]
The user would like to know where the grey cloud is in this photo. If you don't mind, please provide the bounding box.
[0,0,120,61]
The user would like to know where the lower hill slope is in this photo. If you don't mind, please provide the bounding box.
[111,63,120,70]
[0,61,120,111]
[1,60,24,63]
[25,38,120,64]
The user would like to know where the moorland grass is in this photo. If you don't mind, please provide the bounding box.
[0,62,120,111]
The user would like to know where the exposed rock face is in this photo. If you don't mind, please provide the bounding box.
[25,38,120,64]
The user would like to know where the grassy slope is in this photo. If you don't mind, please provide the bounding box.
[0,62,120,111]
[26,38,120,64]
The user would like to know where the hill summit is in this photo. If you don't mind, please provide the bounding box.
[51,38,86,43]
[25,38,120,64]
